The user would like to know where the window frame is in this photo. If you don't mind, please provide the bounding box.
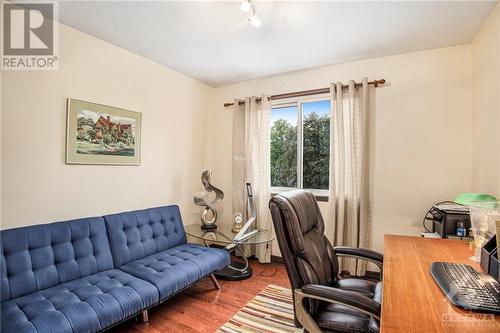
[270,93,331,197]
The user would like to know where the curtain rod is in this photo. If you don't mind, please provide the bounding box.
[223,79,385,107]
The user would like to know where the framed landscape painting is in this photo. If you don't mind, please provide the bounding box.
[66,98,142,165]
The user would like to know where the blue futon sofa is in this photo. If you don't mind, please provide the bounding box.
[0,205,230,333]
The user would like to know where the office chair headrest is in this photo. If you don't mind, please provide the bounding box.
[271,189,325,256]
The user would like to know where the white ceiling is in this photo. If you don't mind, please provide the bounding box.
[57,1,497,87]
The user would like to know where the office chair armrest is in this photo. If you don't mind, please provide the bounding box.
[333,246,384,272]
[294,285,381,333]
[300,284,381,319]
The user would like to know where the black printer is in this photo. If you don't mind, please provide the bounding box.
[423,201,471,238]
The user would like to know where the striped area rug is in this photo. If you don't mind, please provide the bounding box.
[217,284,303,333]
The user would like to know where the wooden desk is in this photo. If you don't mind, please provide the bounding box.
[381,235,500,333]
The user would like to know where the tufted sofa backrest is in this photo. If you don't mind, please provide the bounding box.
[0,217,114,302]
[104,205,187,267]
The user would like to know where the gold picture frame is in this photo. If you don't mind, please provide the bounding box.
[66,98,142,165]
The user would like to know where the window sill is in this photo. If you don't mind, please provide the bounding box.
[270,190,329,202]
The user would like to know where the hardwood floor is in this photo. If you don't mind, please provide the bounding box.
[109,261,290,333]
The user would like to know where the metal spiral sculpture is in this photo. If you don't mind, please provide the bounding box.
[194,170,224,230]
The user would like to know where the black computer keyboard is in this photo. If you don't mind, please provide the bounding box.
[430,262,500,313]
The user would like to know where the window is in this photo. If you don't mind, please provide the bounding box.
[270,97,331,192]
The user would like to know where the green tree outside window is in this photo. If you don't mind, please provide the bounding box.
[270,100,330,190]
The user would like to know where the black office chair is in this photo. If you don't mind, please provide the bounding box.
[269,190,383,333]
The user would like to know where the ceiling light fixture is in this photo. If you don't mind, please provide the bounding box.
[240,0,252,13]
[248,12,261,28]
[241,0,261,28]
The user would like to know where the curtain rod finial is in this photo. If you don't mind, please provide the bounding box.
[373,79,386,87]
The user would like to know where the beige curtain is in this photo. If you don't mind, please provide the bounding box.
[232,96,272,263]
[327,78,371,275]
[232,99,246,229]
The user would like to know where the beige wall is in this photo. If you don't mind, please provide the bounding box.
[1,18,487,258]
[1,23,214,229]
[471,4,500,198]
[209,45,473,254]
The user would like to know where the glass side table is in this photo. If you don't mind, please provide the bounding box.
[185,223,274,280]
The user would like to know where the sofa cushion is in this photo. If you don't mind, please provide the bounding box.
[119,243,230,299]
[104,206,187,267]
[1,269,158,333]
[1,217,114,302]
